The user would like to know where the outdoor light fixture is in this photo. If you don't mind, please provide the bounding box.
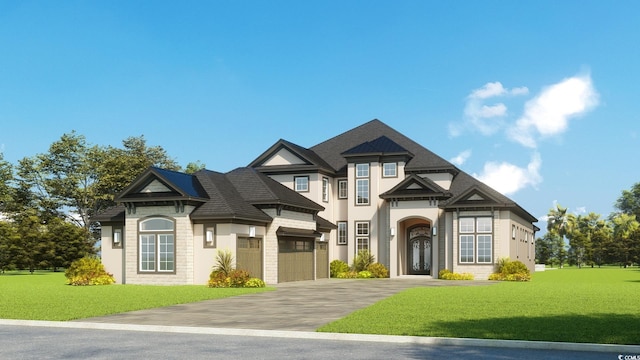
[206,229,214,243]
[390,227,396,236]
[432,226,437,236]
[249,226,256,237]
[113,229,121,244]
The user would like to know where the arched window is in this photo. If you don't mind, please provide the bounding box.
[139,217,175,273]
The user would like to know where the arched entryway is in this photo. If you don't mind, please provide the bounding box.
[406,225,432,275]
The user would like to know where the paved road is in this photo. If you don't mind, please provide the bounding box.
[0,322,630,360]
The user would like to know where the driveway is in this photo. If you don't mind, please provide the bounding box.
[79,277,493,331]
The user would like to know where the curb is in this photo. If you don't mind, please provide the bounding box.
[1,319,638,354]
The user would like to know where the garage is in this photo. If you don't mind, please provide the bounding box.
[316,241,328,279]
[237,237,262,280]
[277,227,322,283]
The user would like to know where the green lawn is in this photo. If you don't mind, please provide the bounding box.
[318,267,640,345]
[0,271,271,321]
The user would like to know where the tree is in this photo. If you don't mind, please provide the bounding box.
[612,213,640,267]
[546,204,571,268]
[46,217,93,271]
[184,161,206,174]
[0,221,18,273]
[615,182,640,220]
[0,153,13,212]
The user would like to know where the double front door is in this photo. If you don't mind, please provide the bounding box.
[407,226,432,275]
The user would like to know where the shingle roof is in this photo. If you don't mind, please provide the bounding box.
[341,135,410,156]
[310,119,455,173]
[152,167,207,198]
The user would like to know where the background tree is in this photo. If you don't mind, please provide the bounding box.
[546,204,571,268]
[0,153,13,212]
[615,182,640,220]
[184,160,206,174]
[0,221,18,273]
[612,213,639,267]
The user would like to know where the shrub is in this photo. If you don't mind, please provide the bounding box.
[228,269,251,287]
[489,258,531,282]
[439,269,474,280]
[353,250,375,272]
[357,270,373,278]
[330,259,349,278]
[65,257,115,286]
[213,249,234,276]
[208,270,231,288]
[367,263,389,278]
[337,271,358,279]
[244,278,266,288]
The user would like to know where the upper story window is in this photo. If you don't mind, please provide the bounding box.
[322,177,329,202]
[337,221,347,245]
[294,176,309,192]
[382,162,397,177]
[355,163,369,205]
[338,179,348,199]
[139,217,175,273]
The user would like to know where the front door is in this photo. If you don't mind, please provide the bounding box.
[407,226,432,275]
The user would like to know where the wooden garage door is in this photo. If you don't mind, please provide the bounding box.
[278,238,313,282]
[316,241,328,279]
[237,237,262,279]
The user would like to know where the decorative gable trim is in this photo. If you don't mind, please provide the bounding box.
[443,186,506,209]
[262,148,307,166]
[380,174,451,201]
[141,179,172,193]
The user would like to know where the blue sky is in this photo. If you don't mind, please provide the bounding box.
[1,1,639,233]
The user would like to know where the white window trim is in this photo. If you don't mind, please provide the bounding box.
[337,221,347,245]
[382,162,397,177]
[139,217,176,273]
[338,179,348,199]
[322,177,329,202]
[294,176,309,192]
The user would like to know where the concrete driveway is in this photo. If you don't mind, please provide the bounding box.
[79,278,493,331]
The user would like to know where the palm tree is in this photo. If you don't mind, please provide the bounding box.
[547,204,570,267]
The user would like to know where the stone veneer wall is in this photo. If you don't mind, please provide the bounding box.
[123,205,195,285]
[261,208,316,284]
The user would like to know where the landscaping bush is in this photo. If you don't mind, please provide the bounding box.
[65,257,115,286]
[337,271,358,278]
[353,250,375,272]
[213,249,234,276]
[367,263,389,278]
[357,270,373,278]
[489,258,531,282]
[244,278,266,288]
[438,269,474,280]
[330,259,349,278]
[208,250,265,288]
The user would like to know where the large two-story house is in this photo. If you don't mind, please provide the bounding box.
[95,119,538,284]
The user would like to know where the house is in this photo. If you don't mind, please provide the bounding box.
[95,119,538,285]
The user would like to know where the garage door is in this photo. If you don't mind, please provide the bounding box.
[316,241,328,279]
[278,238,313,282]
[237,237,262,279]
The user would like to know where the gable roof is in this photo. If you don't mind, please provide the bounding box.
[341,135,413,157]
[104,166,325,225]
[248,139,335,175]
[310,119,457,174]
[380,174,451,200]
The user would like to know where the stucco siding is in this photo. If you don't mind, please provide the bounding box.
[100,225,123,284]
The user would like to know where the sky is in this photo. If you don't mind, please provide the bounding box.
[1,1,639,234]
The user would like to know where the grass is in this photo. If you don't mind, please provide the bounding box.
[0,271,271,321]
[318,267,640,345]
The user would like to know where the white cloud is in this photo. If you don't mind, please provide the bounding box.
[450,149,472,167]
[451,82,529,137]
[474,152,542,196]
[574,206,587,215]
[508,73,599,148]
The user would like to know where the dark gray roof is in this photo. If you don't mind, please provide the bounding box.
[226,167,324,212]
[190,170,273,222]
[248,139,335,174]
[342,135,410,156]
[311,119,455,173]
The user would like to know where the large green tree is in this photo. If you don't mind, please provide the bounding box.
[546,204,572,268]
[615,182,640,220]
[0,153,13,212]
[611,213,640,267]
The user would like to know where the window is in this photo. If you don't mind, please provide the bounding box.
[383,162,397,177]
[355,221,369,252]
[139,217,175,273]
[322,177,329,202]
[294,176,309,192]
[338,179,348,199]
[458,216,493,264]
[337,221,347,245]
[204,225,216,248]
[355,163,369,205]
